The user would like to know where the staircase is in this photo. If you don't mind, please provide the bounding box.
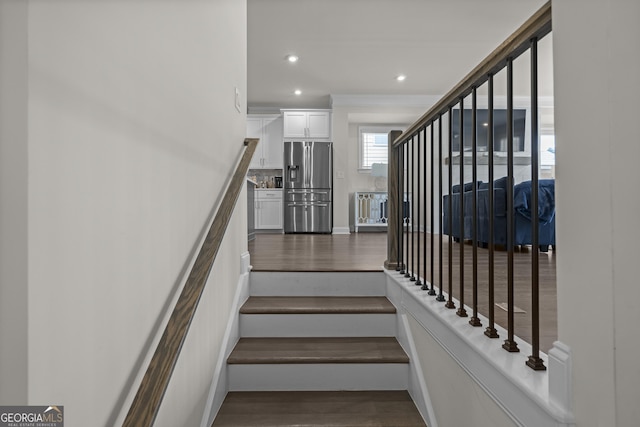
[212,272,427,426]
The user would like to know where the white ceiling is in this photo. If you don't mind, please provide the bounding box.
[247,0,550,110]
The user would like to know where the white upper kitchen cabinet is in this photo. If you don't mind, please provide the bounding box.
[247,114,283,169]
[282,110,331,140]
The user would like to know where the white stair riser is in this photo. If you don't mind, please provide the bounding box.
[228,363,409,391]
[240,313,397,337]
[250,272,386,296]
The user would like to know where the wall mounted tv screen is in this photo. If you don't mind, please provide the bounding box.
[451,109,526,152]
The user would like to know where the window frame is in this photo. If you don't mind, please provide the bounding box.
[358,125,405,173]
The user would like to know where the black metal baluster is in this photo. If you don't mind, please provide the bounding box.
[399,144,405,275]
[457,99,468,318]
[396,141,402,272]
[403,141,409,276]
[485,75,499,339]
[410,136,416,280]
[406,138,413,279]
[415,132,421,286]
[527,38,546,370]
[425,124,435,293]
[470,88,481,327]
[446,108,456,310]
[416,125,429,290]
[437,115,446,302]
[503,58,519,353]
[403,141,409,277]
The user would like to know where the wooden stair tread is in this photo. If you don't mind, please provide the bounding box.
[227,337,409,364]
[212,390,426,426]
[240,296,396,314]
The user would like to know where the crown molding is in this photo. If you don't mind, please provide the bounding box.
[330,94,441,108]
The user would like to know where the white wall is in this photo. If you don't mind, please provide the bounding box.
[407,314,517,427]
[553,1,640,426]
[331,105,351,231]
[0,1,248,426]
[155,208,247,427]
[0,0,28,405]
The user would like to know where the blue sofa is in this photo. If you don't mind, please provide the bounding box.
[443,177,556,251]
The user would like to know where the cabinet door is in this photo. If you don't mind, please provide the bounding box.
[256,198,283,229]
[247,117,264,168]
[261,199,283,229]
[262,116,284,169]
[307,111,331,139]
[283,112,308,138]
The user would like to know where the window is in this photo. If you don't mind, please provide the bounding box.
[359,126,404,171]
[540,134,555,166]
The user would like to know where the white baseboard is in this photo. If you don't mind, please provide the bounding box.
[332,226,351,234]
[200,251,251,427]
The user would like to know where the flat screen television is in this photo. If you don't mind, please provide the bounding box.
[451,109,526,152]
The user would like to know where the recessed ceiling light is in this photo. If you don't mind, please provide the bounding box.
[287,54,299,63]
[294,89,302,95]
[396,74,406,82]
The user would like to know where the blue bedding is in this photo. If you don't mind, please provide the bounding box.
[513,179,555,224]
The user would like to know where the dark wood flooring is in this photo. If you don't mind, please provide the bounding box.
[227,337,409,364]
[240,296,397,314]
[212,391,427,426]
[248,232,557,353]
[249,233,387,271]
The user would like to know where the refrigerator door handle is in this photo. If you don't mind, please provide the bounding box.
[287,202,329,208]
[305,142,312,187]
[288,189,330,194]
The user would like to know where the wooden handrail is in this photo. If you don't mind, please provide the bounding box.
[392,1,551,147]
[123,138,259,427]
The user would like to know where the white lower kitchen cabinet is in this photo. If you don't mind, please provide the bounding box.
[255,189,283,230]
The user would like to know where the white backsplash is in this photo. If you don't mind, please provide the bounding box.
[248,168,282,188]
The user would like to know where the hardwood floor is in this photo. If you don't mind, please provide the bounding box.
[228,337,409,364]
[248,232,557,353]
[240,296,397,314]
[213,391,426,427]
[249,233,388,271]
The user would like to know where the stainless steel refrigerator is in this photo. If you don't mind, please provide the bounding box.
[284,141,333,233]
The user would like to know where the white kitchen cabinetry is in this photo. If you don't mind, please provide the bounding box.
[247,115,283,169]
[255,189,283,230]
[282,110,331,139]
